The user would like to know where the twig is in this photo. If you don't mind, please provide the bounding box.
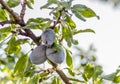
[20,0,27,20]
[0,20,16,26]
[51,7,65,29]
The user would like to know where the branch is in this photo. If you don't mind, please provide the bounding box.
[0,20,16,26]
[20,0,27,20]
[51,62,71,84]
[51,7,65,29]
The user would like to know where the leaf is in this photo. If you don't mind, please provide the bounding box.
[41,0,57,9]
[65,14,76,29]
[72,10,86,21]
[0,27,11,33]
[26,18,51,30]
[93,65,103,80]
[17,38,29,44]
[7,0,20,8]
[113,76,120,83]
[102,73,115,81]
[39,72,48,78]
[80,8,98,18]
[52,43,62,52]
[65,68,75,76]
[0,27,11,41]
[72,39,79,45]
[32,74,40,84]
[27,0,33,9]
[5,35,21,54]
[0,8,8,21]
[52,78,57,84]
[61,22,73,47]
[14,54,28,75]
[82,63,94,81]
[65,49,73,69]
[30,0,34,4]
[61,1,72,9]
[56,78,62,84]
[73,29,95,35]
[72,4,99,21]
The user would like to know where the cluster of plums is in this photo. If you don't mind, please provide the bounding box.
[29,29,65,65]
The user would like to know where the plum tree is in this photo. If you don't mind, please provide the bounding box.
[0,0,120,84]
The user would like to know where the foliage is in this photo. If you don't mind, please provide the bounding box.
[0,0,120,84]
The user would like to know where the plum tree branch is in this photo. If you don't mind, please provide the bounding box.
[20,0,27,21]
[0,20,16,26]
[51,7,65,29]
[0,1,71,84]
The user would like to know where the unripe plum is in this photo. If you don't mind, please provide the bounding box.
[30,45,47,65]
[46,47,65,64]
[41,29,56,47]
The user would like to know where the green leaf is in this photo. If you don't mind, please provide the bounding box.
[39,72,48,78]
[7,0,20,8]
[0,8,8,21]
[0,27,11,33]
[72,39,79,45]
[82,63,94,81]
[41,0,57,9]
[56,78,62,84]
[52,78,57,84]
[73,29,95,35]
[65,14,76,29]
[26,18,51,30]
[14,54,28,75]
[17,38,29,44]
[113,76,120,83]
[61,23,73,47]
[5,35,21,54]
[52,43,62,52]
[27,0,33,9]
[65,68,75,76]
[7,55,15,63]
[80,8,98,18]
[72,4,99,21]
[93,65,103,80]
[31,74,40,84]
[102,73,115,81]
[0,27,11,41]
[30,0,34,4]
[61,1,72,9]
[65,49,73,69]
[72,10,86,21]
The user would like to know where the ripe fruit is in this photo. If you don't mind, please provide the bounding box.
[46,46,65,64]
[41,29,56,47]
[30,45,47,65]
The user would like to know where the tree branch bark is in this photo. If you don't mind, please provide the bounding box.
[20,0,27,20]
[0,20,16,26]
